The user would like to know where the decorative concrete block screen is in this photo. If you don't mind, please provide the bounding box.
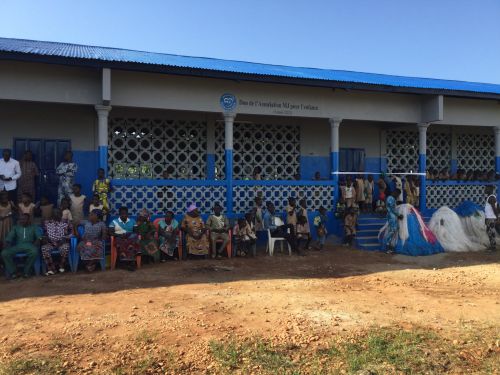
[233,183,334,213]
[108,118,207,179]
[426,183,493,209]
[215,122,300,180]
[457,134,495,171]
[386,130,451,172]
[109,184,227,216]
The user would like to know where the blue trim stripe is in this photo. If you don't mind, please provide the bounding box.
[98,145,108,175]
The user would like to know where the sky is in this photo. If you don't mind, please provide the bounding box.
[0,0,499,84]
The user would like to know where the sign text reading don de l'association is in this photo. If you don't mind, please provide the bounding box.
[238,98,319,115]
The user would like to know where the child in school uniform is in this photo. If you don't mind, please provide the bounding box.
[69,183,86,225]
[313,206,328,250]
[38,196,54,224]
[18,192,36,222]
[60,197,73,224]
[89,194,108,221]
[296,215,311,250]
[342,208,357,247]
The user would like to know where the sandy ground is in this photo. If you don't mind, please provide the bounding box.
[0,247,498,374]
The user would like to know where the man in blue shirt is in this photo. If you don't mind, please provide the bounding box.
[263,202,302,255]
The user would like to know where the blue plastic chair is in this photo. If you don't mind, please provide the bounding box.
[70,225,106,272]
[3,251,41,277]
[41,245,72,274]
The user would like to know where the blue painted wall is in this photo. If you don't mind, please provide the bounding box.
[73,150,98,198]
[300,156,330,179]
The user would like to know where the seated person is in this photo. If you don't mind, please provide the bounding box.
[181,204,209,258]
[2,213,41,279]
[438,169,450,180]
[136,210,159,263]
[233,215,257,257]
[206,203,230,259]
[109,206,140,271]
[296,215,311,250]
[263,202,301,255]
[41,208,73,275]
[342,208,357,247]
[244,212,257,256]
[77,209,107,272]
[158,210,179,260]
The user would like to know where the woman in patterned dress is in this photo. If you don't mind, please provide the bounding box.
[158,210,179,260]
[56,151,78,205]
[77,209,107,272]
[17,151,39,202]
[108,206,141,270]
[136,211,160,263]
[181,204,209,257]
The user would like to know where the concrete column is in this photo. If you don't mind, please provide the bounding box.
[418,123,429,211]
[450,127,458,174]
[224,112,236,213]
[95,105,112,175]
[329,118,342,211]
[495,126,500,175]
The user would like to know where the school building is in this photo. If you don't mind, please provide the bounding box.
[1,37,499,233]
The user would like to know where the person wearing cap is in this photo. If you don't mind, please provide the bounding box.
[181,203,209,257]
[206,203,230,259]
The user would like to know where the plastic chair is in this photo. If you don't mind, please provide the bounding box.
[209,229,232,258]
[266,229,292,256]
[152,218,183,260]
[69,225,106,272]
[3,251,41,277]
[110,235,142,270]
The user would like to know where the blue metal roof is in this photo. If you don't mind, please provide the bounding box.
[1,37,500,96]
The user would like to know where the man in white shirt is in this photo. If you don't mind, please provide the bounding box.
[0,149,22,203]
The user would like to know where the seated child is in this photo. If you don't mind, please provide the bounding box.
[244,212,257,256]
[89,194,108,221]
[342,208,357,247]
[296,215,311,250]
[69,184,86,225]
[18,192,36,222]
[60,197,73,224]
[313,206,328,250]
[233,218,257,257]
[38,196,54,224]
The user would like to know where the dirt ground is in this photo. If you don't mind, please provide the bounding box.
[0,246,498,374]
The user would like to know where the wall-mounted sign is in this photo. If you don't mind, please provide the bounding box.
[237,98,319,115]
[220,93,237,111]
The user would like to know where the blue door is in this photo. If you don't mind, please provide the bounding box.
[14,139,71,204]
[340,148,365,172]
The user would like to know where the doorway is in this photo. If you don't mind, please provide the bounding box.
[14,138,71,203]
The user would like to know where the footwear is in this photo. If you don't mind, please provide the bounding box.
[22,274,30,279]
[45,270,55,276]
[58,268,65,273]
[6,274,17,280]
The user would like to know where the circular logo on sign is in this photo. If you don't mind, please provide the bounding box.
[220,93,237,111]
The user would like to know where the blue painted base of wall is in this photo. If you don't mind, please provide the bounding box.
[98,146,108,175]
[73,150,98,198]
[496,157,500,175]
[300,156,385,179]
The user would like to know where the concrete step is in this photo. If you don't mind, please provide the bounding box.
[355,242,380,251]
[356,229,380,237]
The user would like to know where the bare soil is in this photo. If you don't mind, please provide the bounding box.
[0,247,498,374]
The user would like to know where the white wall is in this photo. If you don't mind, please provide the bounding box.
[0,101,96,150]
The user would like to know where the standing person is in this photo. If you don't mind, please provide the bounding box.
[56,151,77,205]
[17,151,39,202]
[0,191,15,249]
[313,206,328,250]
[341,176,356,208]
[41,208,73,275]
[377,173,387,201]
[364,175,374,212]
[233,219,249,257]
[263,202,301,255]
[484,185,498,252]
[108,206,140,271]
[253,196,265,231]
[296,215,311,250]
[285,197,298,227]
[181,204,209,257]
[158,210,179,260]
[297,198,309,225]
[18,193,36,222]
[60,197,73,224]
[206,203,230,259]
[0,149,22,204]
[355,176,365,211]
[342,208,357,247]
[2,213,41,279]
[38,196,54,224]
[244,212,257,256]
[392,174,403,204]
[404,176,416,206]
[92,168,111,213]
[69,184,86,226]
[382,189,402,254]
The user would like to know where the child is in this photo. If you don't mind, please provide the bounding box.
[60,197,73,224]
[343,208,357,247]
[69,183,86,225]
[92,168,111,212]
[285,197,298,226]
[89,194,107,221]
[296,215,311,250]
[297,198,309,224]
[313,206,328,250]
[253,196,264,231]
[341,176,356,208]
[18,192,36,222]
[375,199,386,216]
[38,196,54,223]
[0,191,15,249]
[243,212,257,256]
[233,218,248,257]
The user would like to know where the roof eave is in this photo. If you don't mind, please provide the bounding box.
[2,51,500,101]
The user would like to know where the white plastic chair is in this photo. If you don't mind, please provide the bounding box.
[266,216,292,256]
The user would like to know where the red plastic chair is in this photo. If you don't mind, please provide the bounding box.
[209,229,232,258]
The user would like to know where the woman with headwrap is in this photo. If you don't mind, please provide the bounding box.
[77,209,107,271]
[181,203,209,257]
[136,209,160,263]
